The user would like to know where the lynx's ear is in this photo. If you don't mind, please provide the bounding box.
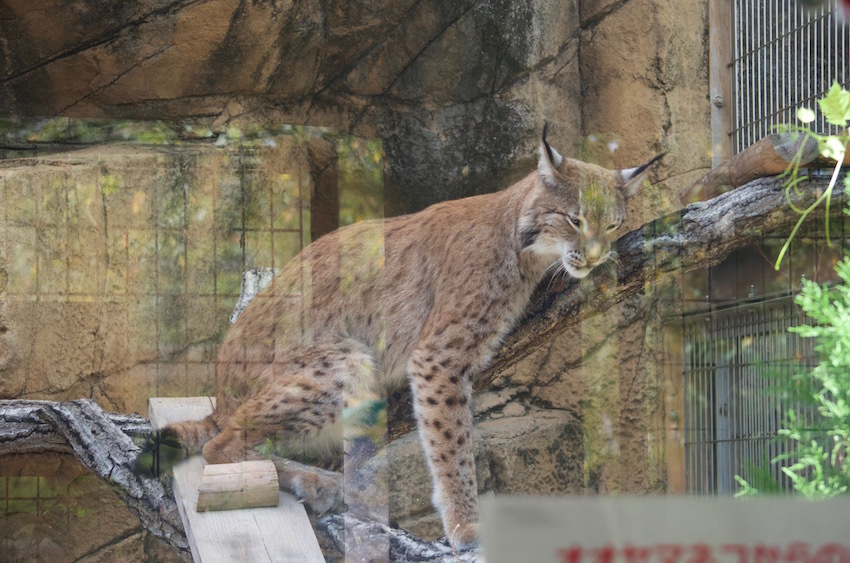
[538,123,564,186]
[620,153,665,198]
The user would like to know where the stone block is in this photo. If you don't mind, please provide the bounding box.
[385,409,583,540]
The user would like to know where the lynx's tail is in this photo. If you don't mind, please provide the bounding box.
[134,415,220,478]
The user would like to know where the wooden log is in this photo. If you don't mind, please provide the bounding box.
[0,399,149,455]
[148,397,325,563]
[680,131,850,205]
[315,511,480,562]
[680,132,821,204]
[196,460,280,512]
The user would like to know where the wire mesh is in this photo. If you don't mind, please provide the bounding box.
[0,139,312,412]
[731,0,850,153]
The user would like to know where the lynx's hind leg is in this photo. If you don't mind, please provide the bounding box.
[203,339,374,513]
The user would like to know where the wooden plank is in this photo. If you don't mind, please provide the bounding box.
[709,0,733,167]
[148,396,216,431]
[149,398,325,563]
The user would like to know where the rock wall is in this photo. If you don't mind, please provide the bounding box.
[0,0,707,216]
[580,0,710,229]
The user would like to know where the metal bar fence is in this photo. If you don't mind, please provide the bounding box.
[681,296,818,495]
[731,0,850,153]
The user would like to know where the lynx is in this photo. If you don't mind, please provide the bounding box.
[161,128,661,547]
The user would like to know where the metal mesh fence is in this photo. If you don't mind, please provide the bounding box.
[671,214,848,495]
[0,127,384,417]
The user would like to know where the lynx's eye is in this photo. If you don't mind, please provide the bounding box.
[606,220,622,233]
[565,214,582,231]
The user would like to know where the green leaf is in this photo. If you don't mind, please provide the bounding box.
[817,82,850,127]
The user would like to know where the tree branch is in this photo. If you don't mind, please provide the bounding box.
[679,132,849,204]
[0,399,481,561]
[479,175,838,389]
[0,399,189,553]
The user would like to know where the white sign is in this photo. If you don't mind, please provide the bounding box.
[480,496,850,563]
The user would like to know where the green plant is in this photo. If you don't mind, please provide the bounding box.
[735,256,850,497]
[773,82,850,270]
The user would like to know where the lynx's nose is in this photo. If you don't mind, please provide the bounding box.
[585,240,605,264]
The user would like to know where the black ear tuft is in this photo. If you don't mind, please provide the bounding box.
[542,123,556,165]
[626,153,666,180]
[620,153,665,198]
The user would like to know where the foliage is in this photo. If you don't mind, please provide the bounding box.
[338,136,384,226]
[0,117,311,149]
[774,82,850,270]
[735,256,850,497]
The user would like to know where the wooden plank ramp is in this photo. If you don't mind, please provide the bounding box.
[148,397,325,563]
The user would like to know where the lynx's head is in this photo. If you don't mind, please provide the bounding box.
[520,127,663,279]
